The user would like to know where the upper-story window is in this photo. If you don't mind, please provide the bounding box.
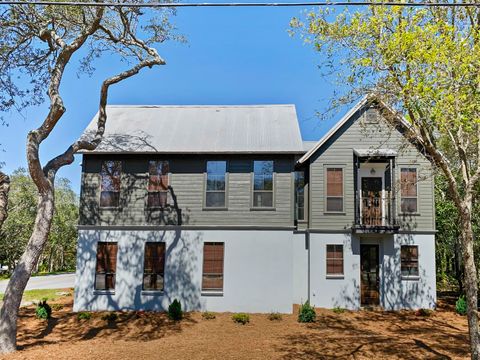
[326,167,343,212]
[148,160,170,208]
[295,171,305,221]
[100,160,121,208]
[253,160,274,208]
[206,161,227,208]
[400,168,417,213]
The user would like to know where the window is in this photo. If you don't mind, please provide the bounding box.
[95,242,118,290]
[100,160,121,207]
[295,171,305,221]
[326,168,343,212]
[147,160,170,208]
[206,161,227,208]
[326,244,344,276]
[143,242,166,291]
[202,242,224,291]
[253,160,274,208]
[401,245,419,277]
[401,168,418,213]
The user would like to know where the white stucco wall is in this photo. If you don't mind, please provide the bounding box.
[292,232,308,304]
[74,229,294,313]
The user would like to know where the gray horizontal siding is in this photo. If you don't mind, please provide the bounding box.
[309,106,435,232]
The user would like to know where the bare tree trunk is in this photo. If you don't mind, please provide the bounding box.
[459,202,480,360]
[0,188,54,353]
[0,171,10,230]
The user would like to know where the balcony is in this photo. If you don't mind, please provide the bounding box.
[354,196,399,233]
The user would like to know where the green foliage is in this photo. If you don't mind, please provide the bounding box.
[332,307,345,314]
[456,296,467,316]
[267,312,282,321]
[232,313,250,325]
[35,300,52,320]
[0,168,78,273]
[298,301,316,323]
[101,312,118,322]
[168,299,183,321]
[201,311,216,320]
[50,303,64,311]
[77,312,92,320]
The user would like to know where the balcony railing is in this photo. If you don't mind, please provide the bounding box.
[354,195,398,231]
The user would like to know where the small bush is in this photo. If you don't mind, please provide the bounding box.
[168,299,183,321]
[456,295,467,316]
[202,311,216,320]
[101,312,118,321]
[51,303,64,311]
[332,307,345,314]
[268,312,282,321]
[298,301,316,323]
[77,312,92,320]
[35,300,52,320]
[232,313,250,325]
[415,308,432,317]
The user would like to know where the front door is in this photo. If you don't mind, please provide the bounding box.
[360,244,380,306]
[361,177,382,226]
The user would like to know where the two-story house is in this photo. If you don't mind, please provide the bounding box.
[73,96,436,313]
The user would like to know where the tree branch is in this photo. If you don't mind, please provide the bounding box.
[0,171,10,230]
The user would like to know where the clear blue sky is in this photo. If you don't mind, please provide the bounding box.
[0,5,349,193]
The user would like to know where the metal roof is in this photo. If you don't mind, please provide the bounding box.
[78,104,305,154]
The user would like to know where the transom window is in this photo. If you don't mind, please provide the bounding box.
[253,160,274,208]
[143,242,166,291]
[326,167,343,212]
[202,242,224,291]
[295,171,305,221]
[147,160,170,208]
[401,245,419,277]
[400,168,418,213]
[100,160,121,207]
[206,161,227,208]
[326,244,344,276]
[95,242,118,290]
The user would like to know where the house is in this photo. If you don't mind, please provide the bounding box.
[73,97,436,313]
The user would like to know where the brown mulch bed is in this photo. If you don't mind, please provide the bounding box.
[2,294,470,360]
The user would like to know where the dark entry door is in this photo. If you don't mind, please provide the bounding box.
[360,244,380,306]
[361,177,382,226]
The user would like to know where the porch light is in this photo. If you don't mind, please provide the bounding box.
[370,168,376,175]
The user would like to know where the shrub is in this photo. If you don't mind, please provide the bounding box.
[268,312,282,321]
[35,300,52,320]
[77,312,92,320]
[298,301,316,323]
[332,307,345,314]
[51,303,64,311]
[202,311,216,320]
[232,313,250,325]
[168,299,183,321]
[456,296,467,316]
[101,312,118,321]
[415,308,432,317]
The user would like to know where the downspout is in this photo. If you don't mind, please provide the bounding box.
[307,229,311,303]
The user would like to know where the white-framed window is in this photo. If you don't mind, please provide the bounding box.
[252,160,274,208]
[326,244,344,276]
[100,160,121,208]
[295,171,305,221]
[325,167,343,212]
[205,161,227,208]
[147,160,170,208]
[400,168,418,213]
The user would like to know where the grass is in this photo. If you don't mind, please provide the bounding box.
[0,288,72,303]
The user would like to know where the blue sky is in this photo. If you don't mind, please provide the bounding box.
[0,5,348,193]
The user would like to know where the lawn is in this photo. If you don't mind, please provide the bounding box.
[3,292,470,360]
[0,288,71,303]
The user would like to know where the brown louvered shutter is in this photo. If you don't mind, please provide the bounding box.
[202,243,224,291]
[326,244,344,275]
[95,242,117,290]
[143,242,166,291]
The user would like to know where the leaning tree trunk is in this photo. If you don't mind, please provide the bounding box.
[459,203,480,360]
[0,187,54,353]
[0,171,10,230]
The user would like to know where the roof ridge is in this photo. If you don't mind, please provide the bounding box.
[105,104,296,108]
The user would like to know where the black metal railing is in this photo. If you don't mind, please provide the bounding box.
[355,195,397,228]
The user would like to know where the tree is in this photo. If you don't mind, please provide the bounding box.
[292,3,480,358]
[0,2,178,353]
[0,171,9,230]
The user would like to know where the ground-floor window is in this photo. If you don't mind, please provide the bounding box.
[202,242,224,291]
[326,244,344,276]
[143,242,166,291]
[401,245,419,276]
[95,242,118,290]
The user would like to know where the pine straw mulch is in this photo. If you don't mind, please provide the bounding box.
[2,293,470,360]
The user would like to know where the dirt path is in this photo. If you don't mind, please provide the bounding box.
[2,296,470,360]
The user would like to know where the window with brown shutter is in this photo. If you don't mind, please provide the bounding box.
[326,244,344,276]
[95,242,118,290]
[202,242,224,291]
[100,161,121,207]
[147,160,170,208]
[143,242,166,291]
[401,245,419,277]
[326,168,343,212]
[400,168,418,213]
